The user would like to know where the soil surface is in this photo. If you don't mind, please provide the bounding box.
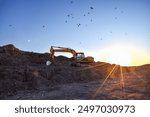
[0,44,150,100]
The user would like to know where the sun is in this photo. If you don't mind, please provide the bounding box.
[101,45,132,66]
[108,50,131,66]
[94,44,150,66]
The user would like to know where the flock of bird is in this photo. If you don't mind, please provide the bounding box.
[64,1,124,31]
[65,1,94,27]
[8,0,123,29]
[64,0,125,42]
[7,0,127,43]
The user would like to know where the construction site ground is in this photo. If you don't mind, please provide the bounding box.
[0,45,150,100]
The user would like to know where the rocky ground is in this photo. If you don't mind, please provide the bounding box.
[0,44,150,99]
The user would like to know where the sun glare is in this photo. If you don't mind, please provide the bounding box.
[106,46,132,66]
[98,45,150,66]
[108,51,131,66]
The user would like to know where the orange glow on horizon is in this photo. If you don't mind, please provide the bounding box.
[95,45,150,66]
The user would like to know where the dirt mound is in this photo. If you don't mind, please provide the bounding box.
[0,44,150,99]
[51,55,74,66]
[0,44,50,66]
[0,44,102,98]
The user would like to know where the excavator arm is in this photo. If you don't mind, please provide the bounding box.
[50,46,77,60]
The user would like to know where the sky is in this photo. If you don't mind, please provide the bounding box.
[0,0,150,66]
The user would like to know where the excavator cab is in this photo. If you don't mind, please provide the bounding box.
[76,52,85,60]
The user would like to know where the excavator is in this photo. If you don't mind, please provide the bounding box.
[49,46,94,65]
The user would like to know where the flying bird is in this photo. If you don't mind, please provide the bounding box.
[42,25,45,28]
[9,24,12,27]
[67,14,73,18]
[77,23,81,27]
[88,12,90,14]
[90,7,94,10]
[70,1,73,4]
[67,14,70,17]
[65,20,67,23]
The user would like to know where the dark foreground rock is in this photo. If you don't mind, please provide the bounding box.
[0,44,150,99]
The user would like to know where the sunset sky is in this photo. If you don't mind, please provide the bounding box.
[0,0,150,66]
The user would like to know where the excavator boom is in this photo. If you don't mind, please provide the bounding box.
[50,46,77,60]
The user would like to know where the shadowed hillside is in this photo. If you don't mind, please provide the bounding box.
[0,44,150,99]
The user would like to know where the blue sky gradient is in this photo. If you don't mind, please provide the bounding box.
[0,0,150,63]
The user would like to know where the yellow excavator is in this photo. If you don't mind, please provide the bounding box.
[50,46,94,64]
